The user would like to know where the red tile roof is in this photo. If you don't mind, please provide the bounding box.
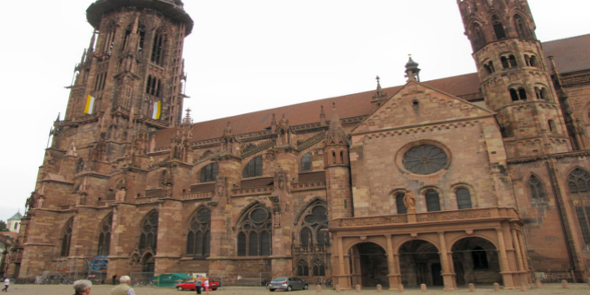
[543,34,590,74]
[153,35,589,148]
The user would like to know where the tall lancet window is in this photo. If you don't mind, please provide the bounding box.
[97,213,113,256]
[186,208,211,257]
[139,211,159,253]
[60,218,74,257]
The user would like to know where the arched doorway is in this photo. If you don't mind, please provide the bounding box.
[451,237,501,286]
[398,240,442,287]
[141,252,155,274]
[349,242,388,288]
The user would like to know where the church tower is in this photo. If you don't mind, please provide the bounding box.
[457,0,572,158]
[59,0,192,156]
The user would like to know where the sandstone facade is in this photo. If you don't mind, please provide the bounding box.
[6,0,590,290]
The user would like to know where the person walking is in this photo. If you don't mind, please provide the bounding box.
[204,279,209,294]
[110,276,135,295]
[112,274,117,285]
[194,279,201,295]
[2,278,9,292]
[72,280,92,295]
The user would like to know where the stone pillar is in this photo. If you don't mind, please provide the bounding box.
[438,232,455,291]
[155,199,183,273]
[511,228,528,286]
[496,228,515,289]
[386,235,400,289]
[334,236,351,290]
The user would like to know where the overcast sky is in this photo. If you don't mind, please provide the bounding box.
[0,0,588,222]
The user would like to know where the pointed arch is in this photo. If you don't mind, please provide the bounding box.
[491,15,506,40]
[97,213,113,256]
[139,210,159,253]
[151,26,169,66]
[186,207,211,257]
[296,200,329,247]
[527,174,546,200]
[60,217,74,257]
[235,202,272,256]
[567,168,590,244]
[513,14,532,40]
[470,22,486,51]
[102,21,117,55]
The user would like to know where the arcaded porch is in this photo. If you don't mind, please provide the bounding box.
[329,207,531,291]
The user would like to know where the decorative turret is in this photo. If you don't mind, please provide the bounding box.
[324,103,349,167]
[457,0,572,157]
[404,56,421,82]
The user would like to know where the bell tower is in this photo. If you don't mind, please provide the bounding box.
[457,0,572,157]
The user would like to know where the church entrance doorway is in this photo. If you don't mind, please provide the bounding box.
[451,237,501,286]
[398,240,441,287]
[349,242,389,288]
[141,253,155,274]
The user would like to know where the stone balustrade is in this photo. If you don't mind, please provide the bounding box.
[334,207,519,228]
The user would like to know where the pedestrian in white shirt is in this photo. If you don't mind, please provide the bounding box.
[2,278,9,292]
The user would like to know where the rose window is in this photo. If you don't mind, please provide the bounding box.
[403,145,448,175]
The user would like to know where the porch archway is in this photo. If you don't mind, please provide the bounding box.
[398,240,442,287]
[451,237,501,286]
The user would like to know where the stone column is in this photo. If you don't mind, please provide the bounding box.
[438,232,455,291]
[386,235,400,289]
[334,236,351,290]
[496,228,515,288]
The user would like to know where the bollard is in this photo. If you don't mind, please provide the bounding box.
[316,284,322,293]
[561,280,568,289]
[398,284,404,292]
[468,283,475,292]
[493,282,500,292]
[421,283,427,292]
[520,282,526,291]
[335,284,340,292]
[535,280,542,289]
[355,284,361,292]
[376,284,382,292]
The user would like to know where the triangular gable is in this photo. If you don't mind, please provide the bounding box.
[352,81,494,135]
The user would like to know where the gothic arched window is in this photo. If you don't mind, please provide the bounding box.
[60,218,74,257]
[102,23,117,55]
[151,29,167,66]
[297,260,309,276]
[313,259,326,277]
[396,192,407,214]
[425,190,441,212]
[200,163,218,182]
[471,23,486,51]
[298,204,329,247]
[236,204,272,256]
[456,188,473,209]
[301,153,312,172]
[567,168,590,244]
[492,15,506,40]
[97,213,112,256]
[242,156,262,178]
[528,175,545,199]
[514,14,532,40]
[186,208,211,257]
[139,211,159,253]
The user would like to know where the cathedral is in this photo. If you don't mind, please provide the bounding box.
[6,0,590,290]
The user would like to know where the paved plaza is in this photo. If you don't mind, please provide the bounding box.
[3,283,590,295]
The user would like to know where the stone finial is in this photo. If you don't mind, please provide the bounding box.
[372,76,386,100]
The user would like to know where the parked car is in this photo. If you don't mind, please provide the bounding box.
[268,277,308,292]
[176,278,220,291]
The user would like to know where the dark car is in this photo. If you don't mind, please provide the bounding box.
[268,277,308,291]
[176,279,219,291]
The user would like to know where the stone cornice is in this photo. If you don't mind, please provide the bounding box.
[353,118,489,138]
[507,149,590,164]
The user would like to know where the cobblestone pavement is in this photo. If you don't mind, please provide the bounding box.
[4,283,590,295]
